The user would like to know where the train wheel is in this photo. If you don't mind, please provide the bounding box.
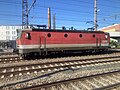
[19,54,28,59]
[19,54,24,59]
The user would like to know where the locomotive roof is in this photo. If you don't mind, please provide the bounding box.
[24,28,106,34]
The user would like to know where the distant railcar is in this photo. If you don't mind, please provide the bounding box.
[16,29,110,58]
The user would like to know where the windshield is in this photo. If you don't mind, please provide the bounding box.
[16,29,22,39]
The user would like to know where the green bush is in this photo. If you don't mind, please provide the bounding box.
[110,41,118,48]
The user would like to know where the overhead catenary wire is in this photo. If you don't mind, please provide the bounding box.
[0,0,120,13]
[0,0,119,16]
[0,0,119,29]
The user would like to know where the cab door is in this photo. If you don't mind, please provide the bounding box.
[39,36,46,49]
[96,38,101,48]
[39,35,47,55]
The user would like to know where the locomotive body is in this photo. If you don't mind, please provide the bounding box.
[16,29,110,57]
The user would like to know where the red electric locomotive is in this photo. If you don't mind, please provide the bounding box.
[16,28,110,58]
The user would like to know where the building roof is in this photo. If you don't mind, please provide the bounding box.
[100,24,120,32]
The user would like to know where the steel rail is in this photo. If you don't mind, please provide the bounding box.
[1,55,120,68]
[0,57,120,78]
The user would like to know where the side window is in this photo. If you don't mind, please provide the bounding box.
[25,32,31,39]
[79,34,82,38]
[64,34,68,38]
[47,33,51,37]
[93,34,95,38]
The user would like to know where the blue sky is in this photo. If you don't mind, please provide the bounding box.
[0,0,120,30]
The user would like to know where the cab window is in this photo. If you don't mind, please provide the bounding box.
[25,32,31,39]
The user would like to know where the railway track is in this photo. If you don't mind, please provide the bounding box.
[0,49,119,64]
[0,55,23,64]
[1,55,120,78]
[0,49,116,63]
[0,51,120,89]
[0,54,120,89]
[0,51,17,57]
[18,70,120,90]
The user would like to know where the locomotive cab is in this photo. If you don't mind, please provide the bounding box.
[16,29,32,57]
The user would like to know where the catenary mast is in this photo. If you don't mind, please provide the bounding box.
[22,0,36,29]
[22,0,28,29]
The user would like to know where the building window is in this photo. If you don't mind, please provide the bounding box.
[6,31,10,35]
[12,36,16,40]
[12,31,16,35]
[12,31,14,34]
[14,31,16,34]
[6,36,10,40]
[6,26,9,30]
[12,26,15,30]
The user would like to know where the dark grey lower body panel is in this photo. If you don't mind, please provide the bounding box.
[18,46,109,54]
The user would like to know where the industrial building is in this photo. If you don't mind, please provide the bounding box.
[101,24,120,44]
[0,25,23,49]
[0,25,22,40]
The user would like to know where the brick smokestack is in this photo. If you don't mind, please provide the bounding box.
[48,8,51,29]
[53,13,56,29]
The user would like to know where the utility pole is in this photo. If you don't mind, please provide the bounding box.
[22,0,36,29]
[94,0,97,31]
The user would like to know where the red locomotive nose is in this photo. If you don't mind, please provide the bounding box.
[16,39,21,47]
[16,39,19,45]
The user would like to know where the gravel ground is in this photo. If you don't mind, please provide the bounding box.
[1,62,120,90]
